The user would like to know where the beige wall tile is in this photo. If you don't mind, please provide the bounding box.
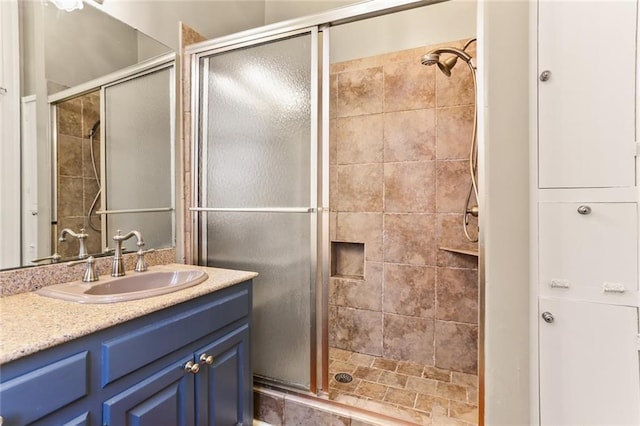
[336,212,383,262]
[329,165,338,211]
[435,321,478,374]
[436,267,478,324]
[349,352,376,367]
[384,161,436,213]
[436,105,475,160]
[336,114,383,165]
[383,313,434,364]
[436,160,472,214]
[329,73,338,119]
[435,58,475,108]
[336,164,383,212]
[58,135,83,177]
[82,136,101,179]
[57,98,83,138]
[436,213,478,253]
[383,61,435,112]
[383,264,435,318]
[383,109,436,162]
[330,262,382,311]
[337,67,383,117]
[329,119,338,166]
[451,371,478,388]
[57,176,85,218]
[383,214,436,266]
[330,306,383,356]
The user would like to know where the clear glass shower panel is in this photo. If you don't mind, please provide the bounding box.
[206,212,311,387]
[201,33,314,389]
[104,68,173,250]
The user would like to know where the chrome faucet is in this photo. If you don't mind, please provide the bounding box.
[112,230,144,277]
[59,228,89,259]
[67,256,99,283]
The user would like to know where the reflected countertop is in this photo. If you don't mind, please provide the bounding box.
[0,263,257,364]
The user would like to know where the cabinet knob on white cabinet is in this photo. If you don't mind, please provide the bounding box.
[184,360,200,374]
[539,70,552,81]
[541,312,555,323]
[577,205,591,215]
[199,353,214,365]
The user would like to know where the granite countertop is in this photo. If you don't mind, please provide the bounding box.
[0,263,257,364]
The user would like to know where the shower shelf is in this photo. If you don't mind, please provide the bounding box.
[439,246,479,257]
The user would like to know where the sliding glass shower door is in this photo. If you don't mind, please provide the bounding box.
[195,29,318,389]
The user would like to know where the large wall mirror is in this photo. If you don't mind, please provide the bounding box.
[0,0,176,270]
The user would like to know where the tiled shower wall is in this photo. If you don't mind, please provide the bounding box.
[55,91,102,258]
[329,40,479,375]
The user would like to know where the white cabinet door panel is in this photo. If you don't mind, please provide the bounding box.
[539,202,638,305]
[539,298,640,425]
[538,1,637,188]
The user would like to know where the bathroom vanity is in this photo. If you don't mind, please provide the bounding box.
[0,264,256,425]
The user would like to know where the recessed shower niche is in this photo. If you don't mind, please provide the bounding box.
[331,242,365,279]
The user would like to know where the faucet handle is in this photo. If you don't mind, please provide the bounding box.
[67,256,99,283]
[135,248,154,272]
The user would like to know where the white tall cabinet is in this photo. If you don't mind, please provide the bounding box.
[534,1,640,424]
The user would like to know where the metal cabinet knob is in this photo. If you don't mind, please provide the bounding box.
[199,353,214,365]
[184,361,200,374]
[541,312,554,323]
[539,70,552,81]
[577,205,591,215]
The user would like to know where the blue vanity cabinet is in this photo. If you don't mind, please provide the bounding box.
[0,279,253,426]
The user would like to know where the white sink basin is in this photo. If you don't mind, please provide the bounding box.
[36,270,209,303]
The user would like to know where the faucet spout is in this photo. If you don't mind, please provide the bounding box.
[111,230,144,277]
[59,228,89,259]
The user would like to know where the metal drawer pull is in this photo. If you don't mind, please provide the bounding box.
[539,70,551,82]
[541,312,554,323]
[550,279,570,289]
[577,205,591,215]
[184,361,200,374]
[199,353,214,365]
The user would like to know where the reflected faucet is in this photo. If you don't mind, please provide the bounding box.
[59,228,89,259]
[112,230,144,277]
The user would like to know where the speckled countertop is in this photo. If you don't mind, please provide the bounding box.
[0,263,257,364]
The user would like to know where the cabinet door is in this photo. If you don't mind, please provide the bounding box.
[539,298,640,425]
[195,325,251,426]
[103,355,195,426]
[538,1,637,188]
[539,202,638,304]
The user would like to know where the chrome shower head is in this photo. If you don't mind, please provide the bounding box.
[421,43,475,77]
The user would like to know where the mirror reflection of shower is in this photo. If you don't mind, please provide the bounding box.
[87,119,101,233]
[421,38,478,242]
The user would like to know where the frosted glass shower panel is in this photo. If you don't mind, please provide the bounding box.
[204,35,311,208]
[206,212,311,387]
[104,67,173,250]
[200,32,315,389]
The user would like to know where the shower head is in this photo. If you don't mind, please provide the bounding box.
[421,40,475,77]
[421,52,459,77]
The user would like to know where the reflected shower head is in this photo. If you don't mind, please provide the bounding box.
[88,120,100,138]
[421,40,476,77]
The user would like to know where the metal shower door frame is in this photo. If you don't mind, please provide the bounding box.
[191,26,321,392]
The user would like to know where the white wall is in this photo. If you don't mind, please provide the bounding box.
[94,0,266,51]
[478,0,530,423]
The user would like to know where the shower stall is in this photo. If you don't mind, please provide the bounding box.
[190,1,480,423]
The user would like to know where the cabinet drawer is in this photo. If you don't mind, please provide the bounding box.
[539,202,638,305]
[101,288,249,386]
[0,352,88,425]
